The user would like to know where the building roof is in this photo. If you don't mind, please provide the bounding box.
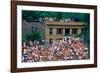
[45,21,85,26]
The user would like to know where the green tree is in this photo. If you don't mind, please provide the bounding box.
[25,32,41,42]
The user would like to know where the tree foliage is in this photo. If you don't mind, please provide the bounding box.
[22,10,89,22]
[25,32,41,42]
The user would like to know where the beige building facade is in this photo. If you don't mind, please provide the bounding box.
[45,21,85,44]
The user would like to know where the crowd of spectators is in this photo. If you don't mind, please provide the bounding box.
[22,38,89,62]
